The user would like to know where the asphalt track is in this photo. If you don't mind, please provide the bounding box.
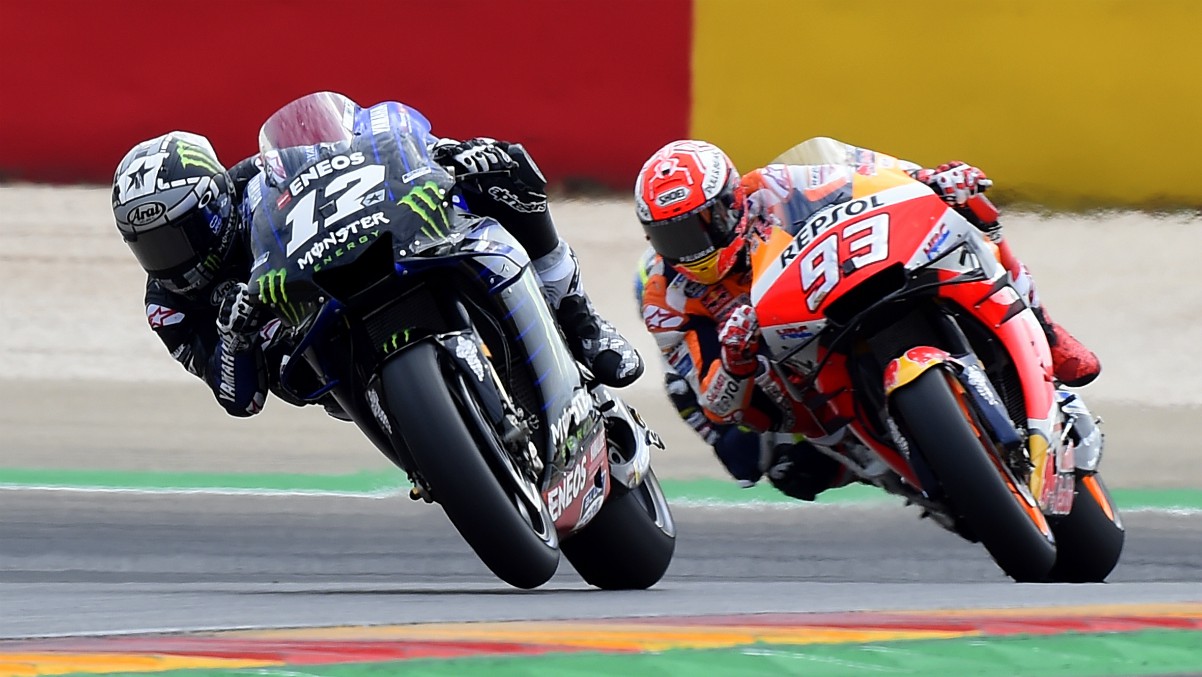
[1,188,1201,648]
[2,489,1201,639]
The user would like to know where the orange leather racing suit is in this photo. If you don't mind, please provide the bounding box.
[640,141,940,436]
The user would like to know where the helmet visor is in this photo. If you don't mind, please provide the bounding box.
[124,209,211,273]
[645,207,722,266]
[646,191,740,259]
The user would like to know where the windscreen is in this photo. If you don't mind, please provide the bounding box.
[258,92,359,184]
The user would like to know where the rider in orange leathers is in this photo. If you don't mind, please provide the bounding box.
[633,137,1100,498]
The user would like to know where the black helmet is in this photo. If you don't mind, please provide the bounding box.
[112,132,236,295]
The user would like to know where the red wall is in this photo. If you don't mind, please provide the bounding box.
[0,1,691,189]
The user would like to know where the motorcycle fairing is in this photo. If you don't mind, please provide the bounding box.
[252,94,599,490]
[545,384,664,533]
[249,150,459,321]
[926,239,1066,509]
[458,229,608,474]
[750,173,1075,514]
[247,94,458,316]
[750,182,944,376]
[750,181,938,328]
[544,425,611,534]
[376,225,595,474]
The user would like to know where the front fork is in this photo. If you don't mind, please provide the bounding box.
[366,329,541,489]
[881,345,1089,516]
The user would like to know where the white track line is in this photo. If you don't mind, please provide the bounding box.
[3,483,1199,514]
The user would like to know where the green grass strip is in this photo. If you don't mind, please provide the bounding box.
[75,629,1202,677]
[667,480,1202,511]
[0,468,399,494]
[2,467,1201,510]
[1097,487,1202,511]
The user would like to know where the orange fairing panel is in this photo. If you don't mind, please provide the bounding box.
[935,275,1056,422]
[749,225,796,284]
[849,171,916,198]
[751,183,942,328]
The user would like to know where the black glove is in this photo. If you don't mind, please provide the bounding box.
[216,282,266,352]
[431,137,518,176]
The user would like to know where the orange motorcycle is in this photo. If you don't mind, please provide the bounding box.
[746,141,1123,582]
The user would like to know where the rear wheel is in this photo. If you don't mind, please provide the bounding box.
[562,468,676,590]
[1046,471,1124,582]
[891,368,1057,582]
[382,342,560,589]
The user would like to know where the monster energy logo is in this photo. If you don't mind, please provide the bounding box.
[381,329,412,354]
[257,268,302,324]
[398,181,449,240]
[176,141,222,173]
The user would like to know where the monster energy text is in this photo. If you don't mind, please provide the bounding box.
[296,212,390,272]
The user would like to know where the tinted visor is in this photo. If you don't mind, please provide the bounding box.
[645,208,721,264]
[645,196,739,265]
[125,209,213,274]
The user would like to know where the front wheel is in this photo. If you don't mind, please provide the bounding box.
[891,367,1057,582]
[381,341,560,589]
[562,468,676,590]
[1046,471,1124,582]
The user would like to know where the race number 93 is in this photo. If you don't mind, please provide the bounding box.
[801,214,889,311]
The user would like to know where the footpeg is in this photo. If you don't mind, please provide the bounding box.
[409,486,434,503]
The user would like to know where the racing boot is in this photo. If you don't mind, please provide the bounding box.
[1033,305,1101,387]
[996,242,1101,388]
[321,395,353,422]
[761,437,850,502]
[533,240,644,387]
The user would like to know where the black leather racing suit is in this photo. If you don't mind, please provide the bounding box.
[141,156,303,416]
[145,142,559,417]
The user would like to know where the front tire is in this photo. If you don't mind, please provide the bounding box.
[891,368,1057,582]
[381,341,560,589]
[1046,471,1124,582]
[562,468,676,590]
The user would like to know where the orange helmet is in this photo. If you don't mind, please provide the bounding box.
[635,140,744,285]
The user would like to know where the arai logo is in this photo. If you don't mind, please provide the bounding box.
[128,201,166,227]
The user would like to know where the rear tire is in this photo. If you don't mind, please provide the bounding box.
[382,342,560,589]
[891,368,1057,582]
[562,469,676,590]
[1047,471,1124,582]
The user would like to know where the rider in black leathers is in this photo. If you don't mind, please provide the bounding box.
[111,96,642,418]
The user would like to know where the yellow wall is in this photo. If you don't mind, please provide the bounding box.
[692,0,1202,208]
